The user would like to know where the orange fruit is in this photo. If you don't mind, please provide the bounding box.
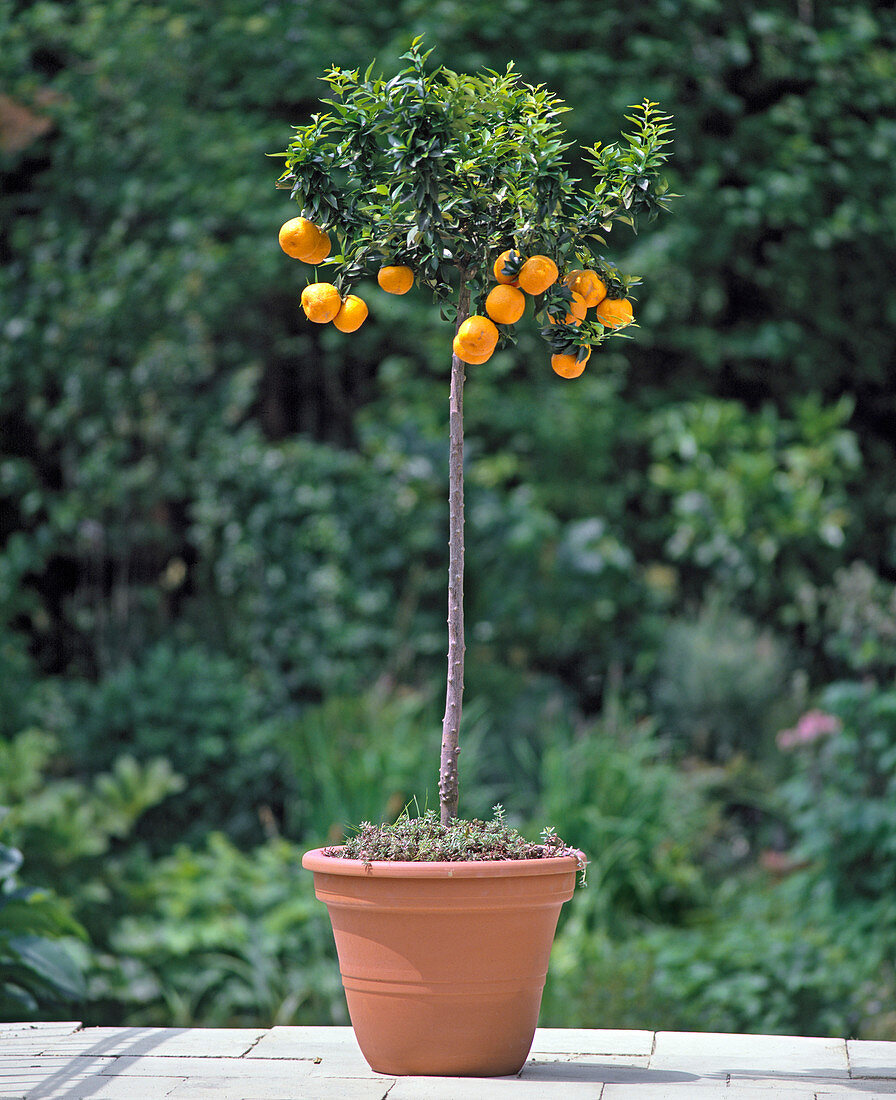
[333,294,368,333]
[551,349,591,379]
[485,284,526,325]
[548,291,588,326]
[377,265,414,294]
[302,235,332,265]
[595,297,634,328]
[453,315,499,364]
[518,254,559,295]
[279,217,330,261]
[493,249,523,285]
[453,338,494,364]
[564,269,607,308]
[301,282,342,323]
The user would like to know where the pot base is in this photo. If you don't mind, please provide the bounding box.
[345,973,543,1076]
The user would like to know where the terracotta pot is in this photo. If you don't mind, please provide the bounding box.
[302,846,581,1077]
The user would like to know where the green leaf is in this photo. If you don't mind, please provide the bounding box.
[8,935,86,1001]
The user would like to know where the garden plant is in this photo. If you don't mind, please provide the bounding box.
[275,38,675,846]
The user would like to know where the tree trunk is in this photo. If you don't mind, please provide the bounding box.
[439,278,470,825]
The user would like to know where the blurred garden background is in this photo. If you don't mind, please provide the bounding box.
[2,0,896,1037]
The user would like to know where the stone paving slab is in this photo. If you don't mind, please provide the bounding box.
[38,1027,265,1059]
[0,1055,117,1099]
[165,1076,391,1100]
[817,1093,896,1100]
[812,1086,896,1096]
[530,1029,655,1057]
[0,1025,84,1058]
[20,1075,186,1099]
[98,1055,316,1079]
[0,1026,81,1037]
[388,1077,602,1098]
[4,1024,896,1098]
[650,1030,850,1078]
[247,1025,376,1075]
[526,1053,651,1070]
[850,1041,896,1079]
[601,1087,820,1100]
[726,1077,896,1094]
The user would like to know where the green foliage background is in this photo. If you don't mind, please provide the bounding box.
[2,0,896,1036]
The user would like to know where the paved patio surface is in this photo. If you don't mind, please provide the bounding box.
[3,1022,896,1099]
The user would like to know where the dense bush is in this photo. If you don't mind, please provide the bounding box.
[90,833,343,1027]
[652,599,790,761]
[545,875,889,1038]
[0,726,183,950]
[187,426,446,701]
[0,840,86,1020]
[643,395,863,630]
[277,688,443,846]
[50,642,286,847]
[535,712,715,930]
[3,0,894,696]
[777,679,896,905]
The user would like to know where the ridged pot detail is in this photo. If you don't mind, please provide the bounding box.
[302,847,580,1077]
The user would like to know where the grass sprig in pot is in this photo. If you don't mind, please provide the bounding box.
[275,38,675,1076]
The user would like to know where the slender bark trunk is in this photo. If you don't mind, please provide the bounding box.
[439,276,470,825]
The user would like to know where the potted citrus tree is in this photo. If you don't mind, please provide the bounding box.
[274,38,674,1077]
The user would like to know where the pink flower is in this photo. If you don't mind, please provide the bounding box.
[776,709,841,750]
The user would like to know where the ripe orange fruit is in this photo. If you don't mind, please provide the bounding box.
[551,349,591,379]
[548,291,588,326]
[333,294,368,333]
[595,297,634,328]
[485,284,526,325]
[453,315,499,364]
[302,234,332,265]
[518,254,559,295]
[564,269,607,309]
[301,282,342,323]
[279,217,330,262]
[493,249,523,285]
[377,265,414,295]
[453,339,494,365]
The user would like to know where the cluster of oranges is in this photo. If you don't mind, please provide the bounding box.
[278,217,332,265]
[298,283,369,333]
[279,217,418,332]
[280,217,634,377]
[451,250,558,367]
[550,266,634,378]
[453,249,634,378]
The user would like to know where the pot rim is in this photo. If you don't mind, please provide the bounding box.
[302,846,586,878]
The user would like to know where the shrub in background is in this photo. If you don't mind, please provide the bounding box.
[651,598,790,762]
[535,707,716,932]
[645,395,862,634]
[641,877,885,1038]
[50,642,283,848]
[3,0,896,1035]
[188,426,446,702]
[545,850,892,1038]
[0,839,86,1020]
[277,688,443,846]
[819,562,896,678]
[90,833,343,1028]
[0,727,183,946]
[778,679,896,905]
